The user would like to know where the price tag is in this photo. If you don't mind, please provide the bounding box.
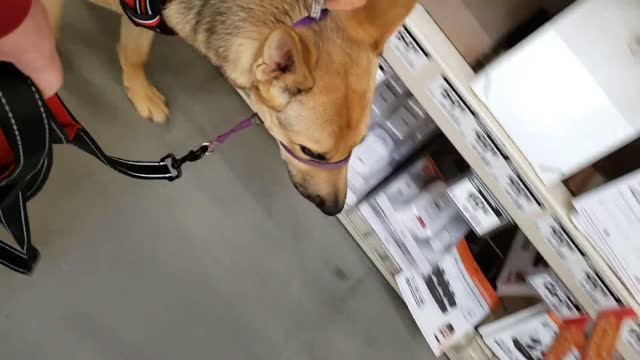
[448,174,510,235]
[428,77,476,128]
[528,272,583,319]
[388,26,430,73]
[310,0,324,19]
[537,216,618,309]
[428,77,543,214]
[496,169,542,213]
[620,319,640,355]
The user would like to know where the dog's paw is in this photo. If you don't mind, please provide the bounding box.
[125,78,169,124]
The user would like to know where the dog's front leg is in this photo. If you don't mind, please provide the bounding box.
[117,17,169,123]
[42,0,64,35]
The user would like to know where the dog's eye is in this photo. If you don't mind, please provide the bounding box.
[300,145,327,161]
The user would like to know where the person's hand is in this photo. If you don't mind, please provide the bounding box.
[0,0,62,98]
[326,0,367,11]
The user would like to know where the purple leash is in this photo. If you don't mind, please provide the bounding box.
[164,7,349,178]
[205,114,258,153]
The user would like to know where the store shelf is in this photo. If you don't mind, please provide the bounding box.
[383,5,639,318]
[338,210,401,294]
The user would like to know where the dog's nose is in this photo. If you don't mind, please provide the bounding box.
[319,204,344,216]
[312,197,344,216]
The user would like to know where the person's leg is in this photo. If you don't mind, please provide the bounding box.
[117,17,169,123]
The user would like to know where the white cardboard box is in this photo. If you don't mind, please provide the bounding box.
[472,0,640,185]
[572,169,640,301]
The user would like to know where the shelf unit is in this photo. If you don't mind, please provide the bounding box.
[339,4,640,359]
[377,4,640,315]
[236,4,638,358]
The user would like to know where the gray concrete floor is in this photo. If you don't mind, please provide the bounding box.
[0,3,436,360]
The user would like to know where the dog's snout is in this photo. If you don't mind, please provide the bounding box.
[298,191,344,216]
[309,196,343,216]
[290,172,346,216]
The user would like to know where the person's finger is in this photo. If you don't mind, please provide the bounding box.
[14,45,63,98]
[0,0,63,98]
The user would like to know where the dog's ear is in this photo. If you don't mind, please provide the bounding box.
[252,27,315,111]
[336,0,418,53]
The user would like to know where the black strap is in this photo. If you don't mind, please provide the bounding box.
[0,62,202,274]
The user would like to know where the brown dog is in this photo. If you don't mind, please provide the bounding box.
[46,0,417,215]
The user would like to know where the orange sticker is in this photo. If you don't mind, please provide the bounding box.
[544,316,589,360]
[456,240,500,309]
[583,307,636,360]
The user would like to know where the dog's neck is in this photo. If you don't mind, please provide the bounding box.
[163,0,316,88]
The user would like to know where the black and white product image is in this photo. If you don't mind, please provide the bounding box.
[448,173,511,236]
[358,146,470,272]
[366,179,467,273]
[370,60,409,123]
[528,272,583,320]
[397,241,497,357]
[346,93,438,207]
[496,231,549,297]
[479,305,560,360]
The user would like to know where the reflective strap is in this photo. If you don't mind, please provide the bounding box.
[0,192,39,274]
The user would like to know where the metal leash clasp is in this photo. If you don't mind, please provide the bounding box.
[161,143,209,181]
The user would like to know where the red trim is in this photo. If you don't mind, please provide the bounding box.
[123,0,135,8]
[140,0,146,14]
[45,95,81,140]
[0,129,15,179]
[134,16,161,27]
[1,94,83,180]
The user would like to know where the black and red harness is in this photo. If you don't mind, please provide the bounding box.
[119,0,175,35]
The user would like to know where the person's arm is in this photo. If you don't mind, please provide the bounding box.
[0,0,62,98]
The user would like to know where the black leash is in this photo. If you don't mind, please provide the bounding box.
[0,62,206,274]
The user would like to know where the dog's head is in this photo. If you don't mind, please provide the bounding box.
[249,0,417,215]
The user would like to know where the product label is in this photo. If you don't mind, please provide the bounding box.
[388,26,430,73]
[619,319,640,355]
[428,77,476,128]
[448,174,510,235]
[537,216,618,309]
[528,272,583,320]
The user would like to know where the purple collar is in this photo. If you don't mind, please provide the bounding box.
[279,141,351,170]
[293,8,330,27]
